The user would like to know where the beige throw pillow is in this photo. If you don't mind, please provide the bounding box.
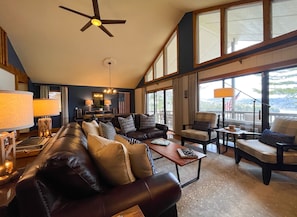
[82,120,99,136]
[115,134,154,179]
[87,134,135,186]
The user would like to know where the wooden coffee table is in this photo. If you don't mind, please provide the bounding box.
[145,139,206,188]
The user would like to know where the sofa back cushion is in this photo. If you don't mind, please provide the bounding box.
[270,117,297,144]
[37,137,102,198]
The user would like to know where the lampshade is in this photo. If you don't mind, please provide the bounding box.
[33,99,60,117]
[85,99,94,106]
[104,99,111,106]
[0,90,34,132]
[214,88,234,98]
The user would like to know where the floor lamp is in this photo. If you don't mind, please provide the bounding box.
[214,88,235,128]
[0,90,34,185]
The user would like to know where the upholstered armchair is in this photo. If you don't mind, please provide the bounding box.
[236,117,297,185]
[180,112,220,154]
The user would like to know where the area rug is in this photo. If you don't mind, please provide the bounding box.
[151,142,297,217]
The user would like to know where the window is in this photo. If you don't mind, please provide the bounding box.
[165,32,178,74]
[272,0,297,38]
[269,67,297,119]
[154,53,164,79]
[49,91,61,112]
[145,67,153,82]
[196,10,221,63]
[146,88,173,130]
[226,2,263,54]
[145,30,177,82]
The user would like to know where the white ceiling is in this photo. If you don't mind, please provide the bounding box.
[0,0,237,89]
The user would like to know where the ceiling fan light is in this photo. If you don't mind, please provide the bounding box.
[91,18,102,26]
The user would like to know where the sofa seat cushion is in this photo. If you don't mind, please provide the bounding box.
[115,134,155,178]
[126,131,147,140]
[140,127,165,139]
[237,139,297,164]
[87,134,136,186]
[181,129,216,141]
[38,137,102,198]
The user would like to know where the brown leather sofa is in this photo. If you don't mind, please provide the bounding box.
[111,113,168,141]
[5,123,181,217]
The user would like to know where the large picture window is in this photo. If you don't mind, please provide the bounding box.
[196,10,221,63]
[226,2,263,54]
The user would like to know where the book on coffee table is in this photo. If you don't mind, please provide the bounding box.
[177,148,198,159]
[151,138,171,146]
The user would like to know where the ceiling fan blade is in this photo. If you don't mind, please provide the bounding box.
[92,0,100,18]
[99,25,113,37]
[59,6,92,19]
[80,20,92,32]
[101,20,126,24]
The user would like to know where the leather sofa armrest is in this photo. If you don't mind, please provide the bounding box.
[51,172,181,217]
[156,123,169,132]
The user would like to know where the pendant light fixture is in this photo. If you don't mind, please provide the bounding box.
[103,58,117,94]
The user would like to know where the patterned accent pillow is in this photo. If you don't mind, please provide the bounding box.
[259,129,295,149]
[98,121,116,140]
[118,115,136,134]
[139,114,155,130]
[193,121,210,131]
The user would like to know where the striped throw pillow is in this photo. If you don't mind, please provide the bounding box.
[118,115,136,134]
[139,114,155,130]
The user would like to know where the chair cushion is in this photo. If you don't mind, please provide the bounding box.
[181,129,216,141]
[237,139,297,164]
[193,121,210,131]
[98,121,116,140]
[118,115,137,134]
[139,114,155,130]
[115,134,155,178]
[259,129,295,149]
[87,134,136,186]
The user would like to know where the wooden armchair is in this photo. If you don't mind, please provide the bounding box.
[180,112,220,154]
[236,117,297,185]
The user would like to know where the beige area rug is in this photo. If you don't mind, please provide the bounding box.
[151,142,297,217]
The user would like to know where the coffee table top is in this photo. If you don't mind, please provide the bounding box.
[144,139,206,166]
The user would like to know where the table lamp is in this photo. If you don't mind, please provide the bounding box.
[33,99,59,137]
[214,88,234,127]
[104,99,111,111]
[0,90,34,185]
[85,99,93,112]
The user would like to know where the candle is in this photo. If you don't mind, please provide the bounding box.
[5,160,13,174]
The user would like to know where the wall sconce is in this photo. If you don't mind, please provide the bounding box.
[33,99,60,137]
[0,90,34,185]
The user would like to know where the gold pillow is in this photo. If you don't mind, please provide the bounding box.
[87,134,135,186]
[115,134,153,179]
[82,120,99,136]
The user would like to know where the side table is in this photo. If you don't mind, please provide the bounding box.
[216,128,259,157]
[112,205,145,217]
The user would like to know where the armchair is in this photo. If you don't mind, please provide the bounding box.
[180,112,220,154]
[235,117,297,185]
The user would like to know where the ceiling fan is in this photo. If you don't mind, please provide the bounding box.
[59,0,126,37]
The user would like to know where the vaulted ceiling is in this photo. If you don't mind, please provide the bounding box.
[0,0,237,89]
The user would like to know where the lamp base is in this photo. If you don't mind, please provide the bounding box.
[38,117,52,137]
